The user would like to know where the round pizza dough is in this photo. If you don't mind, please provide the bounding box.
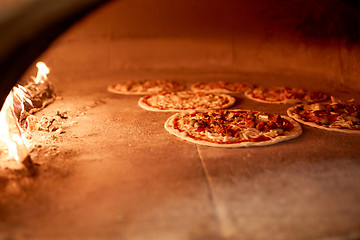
[245,87,328,104]
[244,90,296,104]
[287,106,360,134]
[107,79,184,95]
[164,109,303,147]
[190,81,253,94]
[138,91,236,112]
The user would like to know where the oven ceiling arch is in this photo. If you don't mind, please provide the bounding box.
[0,0,110,108]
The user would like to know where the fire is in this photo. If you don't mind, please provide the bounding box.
[0,61,49,164]
[0,88,30,162]
[31,61,50,84]
[13,85,33,116]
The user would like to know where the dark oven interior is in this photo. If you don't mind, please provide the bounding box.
[0,1,360,239]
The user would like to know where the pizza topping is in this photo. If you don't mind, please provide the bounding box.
[246,87,328,104]
[171,110,295,144]
[304,103,327,111]
[320,118,330,125]
[138,91,236,111]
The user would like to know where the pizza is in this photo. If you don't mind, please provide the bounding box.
[245,86,328,104]
[190,81,253,93]
[107,79,184,95]
[164,109,302,147]
[287,98,360,133]
[138,91,236,112]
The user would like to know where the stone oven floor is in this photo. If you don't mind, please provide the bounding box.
[0,70,360,240]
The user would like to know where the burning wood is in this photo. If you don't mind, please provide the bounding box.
[16,61,56,122]
[0,62,55,169]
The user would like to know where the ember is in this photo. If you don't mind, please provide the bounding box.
[25,115,64,133]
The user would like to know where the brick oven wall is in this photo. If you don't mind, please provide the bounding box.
[40,0,360,91]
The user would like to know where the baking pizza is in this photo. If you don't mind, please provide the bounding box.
[190,81,253,93]
[107,79,184,95]
[287,98,360,133]
[245,86,328,104]
[164,109,302,147]
[138,91,236,112]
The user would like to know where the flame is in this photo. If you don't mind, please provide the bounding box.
[0,88,30,162]
[0,61,50,163]
[31,61,50,84]
[13,85,33,116]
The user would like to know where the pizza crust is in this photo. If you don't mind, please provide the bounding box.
[244,91,295,104]
[164,110,303,148]
[138,91,236,112]
[287,106,360,134]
